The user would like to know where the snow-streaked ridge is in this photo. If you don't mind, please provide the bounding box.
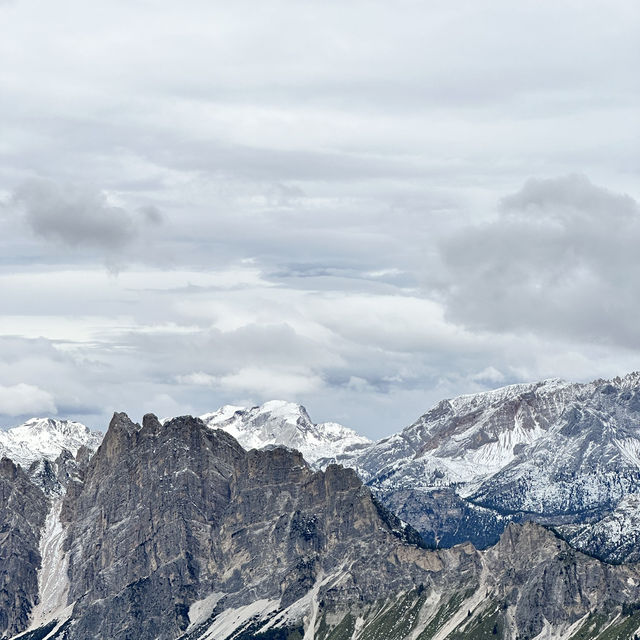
[334,371,640,561]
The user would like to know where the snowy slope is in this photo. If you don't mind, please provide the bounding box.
[0,418,103,469]
[348,378,576,490]
[340,373,640,558]
[200,400,371,466]
[556,493,640,563]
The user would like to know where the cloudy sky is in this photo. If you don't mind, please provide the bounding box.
[1,0,639,437]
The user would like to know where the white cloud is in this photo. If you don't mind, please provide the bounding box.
[176,372,217,387]
[217,366,325,399]
[0,383,57,417]
[471,367,506,385]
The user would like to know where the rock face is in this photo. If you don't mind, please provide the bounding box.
[5,410,640,640]
[55,412,475,639]
[0,458,48,638]
[483,523,640,639]
[59,412,246,639]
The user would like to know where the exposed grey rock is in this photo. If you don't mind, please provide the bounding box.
[27,458,61,496]
[56,412,475,639]
[61,412,246,640]
[0,458,48,639]
[484,522,640,638]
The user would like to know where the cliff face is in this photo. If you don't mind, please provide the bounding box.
[60,413,246,640]
[0,458,48,638]
[484,522,640,639]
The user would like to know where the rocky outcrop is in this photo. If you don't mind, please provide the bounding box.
[0,458,48,639]
[60,413,246,640]
[484,522,640,638]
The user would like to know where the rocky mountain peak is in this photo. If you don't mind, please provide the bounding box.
[43,409,430,639]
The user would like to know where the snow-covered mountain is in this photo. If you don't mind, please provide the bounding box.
[349,378,574,489]
[199,400,371,466]
[342,372,640,559]
[0,417,103,469]
[1,401,368,475]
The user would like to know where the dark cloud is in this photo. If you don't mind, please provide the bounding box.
[10,179,166,269]
[14,179,137,249]
[435,175,640,347]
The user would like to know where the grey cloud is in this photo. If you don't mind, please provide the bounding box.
[1,271,639,437]
[0,336,100,426]
[14,179,136,249]
[138,205,164,226]
[112,323,341,382]
[500,174,639,222]
[435,175,640,348]
[12,178,164,253]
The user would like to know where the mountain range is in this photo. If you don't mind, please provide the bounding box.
[341,373,640,563]
[2,373,640,638]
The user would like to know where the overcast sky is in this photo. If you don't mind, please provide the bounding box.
[1,0,639,437]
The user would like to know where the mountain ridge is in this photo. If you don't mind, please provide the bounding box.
[7,410,640,639]
[341,371,640,562]
[6,371,640,566]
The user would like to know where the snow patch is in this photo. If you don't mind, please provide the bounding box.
[194,599,280,640]
[187,591,223,631]
[29,497,71,630]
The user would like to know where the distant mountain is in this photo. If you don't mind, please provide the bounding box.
[199,400,371,466]
[342,373,640,561]
[0,401,370,475]
[0,417,103,469]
